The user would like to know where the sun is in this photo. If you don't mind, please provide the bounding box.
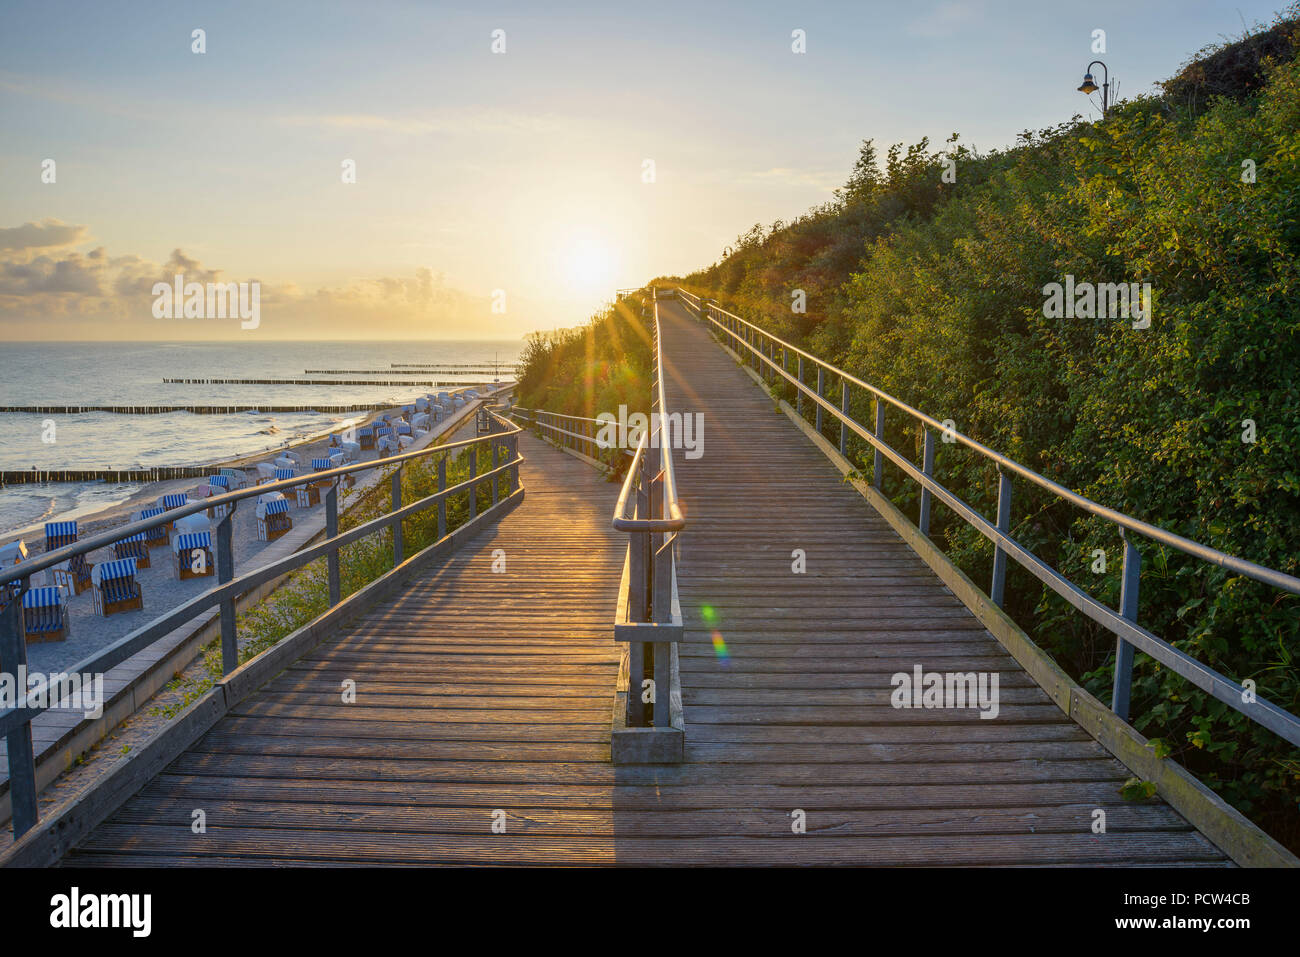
[563,236,616,293]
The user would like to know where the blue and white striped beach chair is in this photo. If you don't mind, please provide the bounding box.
[158,493,188,529]
[91,558,142,617]
[255,497,292,541]
[136,507,171,548]
[208,474,234,519]
[174,531,214,579]
[22,586,68,643]
[219,467,248,489]
[112,530,152,569]
[358,426,375,450]
[295,458,334,506]
[44,521,93,594]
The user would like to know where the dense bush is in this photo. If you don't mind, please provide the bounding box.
[514,291,654,474]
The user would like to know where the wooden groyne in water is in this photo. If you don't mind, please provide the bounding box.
[162,378,448,386]
[303,368,510,375]
[1,465,218,487]
[0,404,390,415]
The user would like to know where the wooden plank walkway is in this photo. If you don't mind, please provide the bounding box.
[61,302,1230,865]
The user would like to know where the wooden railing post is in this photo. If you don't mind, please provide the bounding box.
[217,508,238,673]
[1112,533,1142,721]
[1,575,38,838]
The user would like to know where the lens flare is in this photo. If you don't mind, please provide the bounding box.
[711,630,729,662]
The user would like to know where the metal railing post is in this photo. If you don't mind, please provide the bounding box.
[437,456,448,540]
[1113,533,1142,721]
[326,483,341,605]
[991,469,1012,607]
[468,448,477,519]
[815,367,824,434]
[840,379,849,457]
[797,355,804,418]
[509,433,520,492]
[491,439,501,505]
[873,399,886,490]
[1,575,38,838]
[391,465,404,566]
[217,508,238,673]
[919,429,936,537]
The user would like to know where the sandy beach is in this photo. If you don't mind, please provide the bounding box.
[8,385,497,674]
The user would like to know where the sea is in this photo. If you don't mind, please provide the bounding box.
[0,340,522,537]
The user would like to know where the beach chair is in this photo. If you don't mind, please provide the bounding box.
[255,462,278,486]
[340,441,361,463]
[358,426,375,451]
[174,531,214,580]
[22,586,68,643]
[136,507,171,548]
[49,561,76,599]
[396,422,412,436]
[255,497,292,542]
[219,467,248,490]
[280,451,301,466]
[208,475,233,519]
[158,494,188,528]
[112,531,152,570]
[299,458,335,507]
[43,522,94,595]
[91,558,143,617]
[274,456,297,471]
[175,512,210,534]
[402,405,416,417]
[0,540,30,606]
[411,413,430,433]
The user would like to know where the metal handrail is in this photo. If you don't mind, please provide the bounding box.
[678,287,1300,748]
[609,291,685,736]
[0,408,524,837]
[612,305,685,532]
[508,407,633,467]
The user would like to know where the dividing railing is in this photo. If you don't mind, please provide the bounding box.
[509,408,619,468]
[612,300,686,736]
[676,287,1300,749]
[0,411,523,839]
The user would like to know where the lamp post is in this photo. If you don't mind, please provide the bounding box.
[1078,60,1110,116]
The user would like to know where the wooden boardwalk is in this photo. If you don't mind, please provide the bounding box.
[62,302,1230,865]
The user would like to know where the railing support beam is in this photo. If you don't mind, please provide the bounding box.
[1,577,37,838]
[217,508,238,674]
[991,469,1012,607]
[919,429,936,537]
[1112,534,1142,721]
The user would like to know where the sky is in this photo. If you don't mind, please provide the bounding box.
[0,0,1287,340]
